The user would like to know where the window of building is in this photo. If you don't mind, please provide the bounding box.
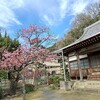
[80,58,89,68]
[97,54,100,67]
[49,66,52,68]
[70,61,78,70]
[51,71,56,75]
[90,54,100,68]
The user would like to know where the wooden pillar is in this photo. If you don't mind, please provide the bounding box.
[62,50,66,81]
[67,55,71,81]
[76,52,83,81]
[88,54,93,79]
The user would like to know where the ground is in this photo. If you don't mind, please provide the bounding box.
[5,86,100,100]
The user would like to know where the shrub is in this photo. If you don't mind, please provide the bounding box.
[48,76,60,88]
[48,78,53,85]
[25,84,35,93]
[50,84,56,90]
[0,87,3,99]
[0,70,7,79]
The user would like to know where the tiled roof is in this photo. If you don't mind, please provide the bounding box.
[77,20,100,42]
[54,20,100,53]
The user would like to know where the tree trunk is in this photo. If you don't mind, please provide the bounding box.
[9,80,18,95]
[22,72,26,100]
[8,71,20,95]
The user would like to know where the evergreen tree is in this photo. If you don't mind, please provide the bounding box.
[0,31,20,52]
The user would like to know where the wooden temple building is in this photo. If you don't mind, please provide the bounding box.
[55,20,100,80]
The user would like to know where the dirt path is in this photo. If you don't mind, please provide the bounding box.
[41,87,63,100]
[8,86,100,100]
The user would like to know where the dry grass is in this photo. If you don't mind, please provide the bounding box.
[56,89,100,100]
[8,89,42,100]
[4,87,100,100]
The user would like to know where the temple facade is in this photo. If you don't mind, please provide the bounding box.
[55,20,100,80]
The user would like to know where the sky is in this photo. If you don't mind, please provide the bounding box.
[0,0,99,41]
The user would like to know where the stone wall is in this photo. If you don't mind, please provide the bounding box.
[0,79,10,89]
[73,80,100,90]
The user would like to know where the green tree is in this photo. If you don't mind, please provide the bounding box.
[0,31,20,52]
[0,70,7,79]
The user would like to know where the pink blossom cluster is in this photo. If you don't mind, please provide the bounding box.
[0,24,57,72]
[18,25,48,45]
[0,46,57,69]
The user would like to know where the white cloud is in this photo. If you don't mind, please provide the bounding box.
[71,0,89,15]
[0,0,98,28]
[42,0,68,26]
[8,0,24,9]
[22,0,68,26]
[28,0,90,26]
[0,0,23,28]
[59,0,68,19]
[43,15,53,26]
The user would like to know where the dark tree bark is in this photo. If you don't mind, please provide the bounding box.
[8,71,20,95]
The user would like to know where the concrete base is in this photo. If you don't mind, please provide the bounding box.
[66,81,72,89]
[60,81,72,90]
[60,81,66,90]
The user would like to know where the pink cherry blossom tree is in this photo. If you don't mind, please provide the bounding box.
[0,25,57,95]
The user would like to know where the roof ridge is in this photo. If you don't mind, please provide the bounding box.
[75,20,100,42]
[84,20,100,31]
